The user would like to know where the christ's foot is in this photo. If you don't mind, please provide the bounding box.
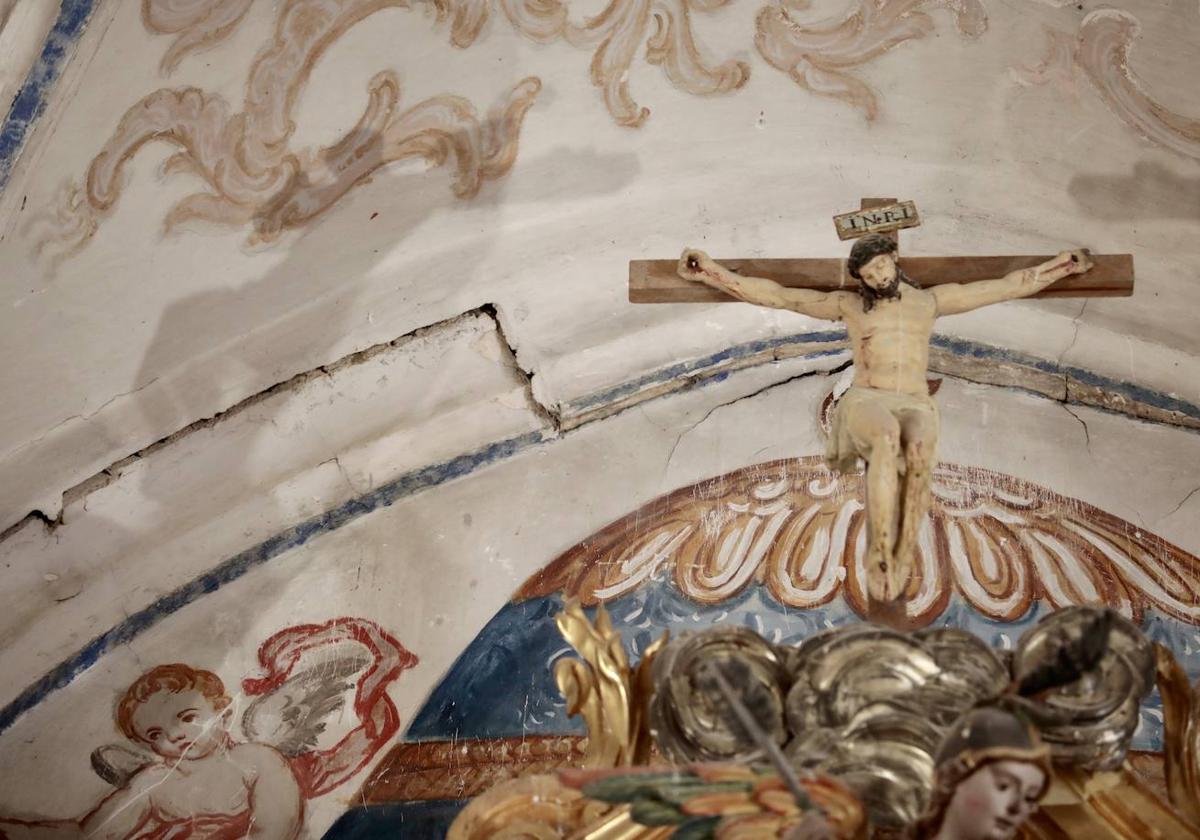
[865,555,912,627]
[866,592,908,627]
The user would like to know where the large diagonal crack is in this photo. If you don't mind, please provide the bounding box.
[1166,486,1200,518]
[2,295,1198,548]
[481,303,562,434]
[1,303,561,544]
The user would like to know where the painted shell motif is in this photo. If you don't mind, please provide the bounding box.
[520,457,1200,629]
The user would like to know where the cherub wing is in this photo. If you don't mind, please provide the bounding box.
[90,743,156,787]
[241,652,370,756]
[240,617,418,799]
[519,456,1200,629]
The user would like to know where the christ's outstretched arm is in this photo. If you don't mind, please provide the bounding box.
[677,249,851,322]
[932,249,1094,316]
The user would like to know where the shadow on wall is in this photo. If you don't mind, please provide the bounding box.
[1068,160,1200,221]
[0,97,640,837]
[115,139,642,557]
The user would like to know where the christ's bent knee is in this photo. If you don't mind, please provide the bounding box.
[904,439,934,474]
[871,428,901,461]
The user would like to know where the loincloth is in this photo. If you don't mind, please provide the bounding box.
[825,386,939,474]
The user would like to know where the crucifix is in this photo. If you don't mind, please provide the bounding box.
[629,199,1134,619]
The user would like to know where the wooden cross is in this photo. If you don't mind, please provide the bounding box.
[629,198,1134,303]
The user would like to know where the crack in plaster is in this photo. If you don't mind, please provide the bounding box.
[1,303,556,545]
[0,429,547,734]
[1,333,1197,733]
[319,456,359,497]
[1062,300,1088,364]
[929,364,1064,402]
[4,305,1200,549]
[1060,403,1093,453]
[662,360,853,473]
[1059,299,1088,403]
[480,303,562,434]
[3,377,163,463]
[1166,486,1200,518]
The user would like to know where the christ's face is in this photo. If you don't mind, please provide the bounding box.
[938,761,1046,840]
[131,689,229,759]
[859,253,898,290]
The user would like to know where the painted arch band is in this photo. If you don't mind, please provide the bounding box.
[520,457,1200,628]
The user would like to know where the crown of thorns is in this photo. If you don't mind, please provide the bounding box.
[847,233,899,279]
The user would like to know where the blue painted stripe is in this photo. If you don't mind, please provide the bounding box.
[929,334,1200,421]
[567,330,1200,424]
[566,330,848,412]
[0,1,100,193]
[0,429,546,735]
[1,334,1197,735]
[0,343,851,735]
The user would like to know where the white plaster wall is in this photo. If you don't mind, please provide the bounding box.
[0,360,1197,834]
[0,0,1198,833]
[0,0,1197,530]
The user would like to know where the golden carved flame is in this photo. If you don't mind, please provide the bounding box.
[555,600,665,768]
[1155,643,1200,828]
[448,601,667,839]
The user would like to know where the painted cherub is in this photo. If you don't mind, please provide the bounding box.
[0,618,416,840]
[1,664,302,839]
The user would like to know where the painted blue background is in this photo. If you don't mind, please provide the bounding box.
[322,582,1200,838]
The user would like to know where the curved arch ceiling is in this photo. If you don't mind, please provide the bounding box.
[0,1,1197,833]
[0,0,1197,535]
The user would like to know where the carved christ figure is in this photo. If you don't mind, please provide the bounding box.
[677,234,1094,607]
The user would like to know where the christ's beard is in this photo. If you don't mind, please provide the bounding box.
[872,278,901,299]
[860,276,902,311]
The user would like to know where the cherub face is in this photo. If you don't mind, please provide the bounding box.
[858,253,898,290]
[131,689,230,760]
[940,760,1046,840]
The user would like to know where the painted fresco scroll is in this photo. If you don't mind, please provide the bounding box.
[754,0,988,120]
[1015,11,1200,161]
[426,0,751,127]
[140,0,749,128]
[35,0,753,260]
[33,1,542,262]
[0,618,415,840]
[142,0,256,74]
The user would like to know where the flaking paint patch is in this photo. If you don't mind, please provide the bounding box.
[566,330,1200,429]
[471,329,505,364]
